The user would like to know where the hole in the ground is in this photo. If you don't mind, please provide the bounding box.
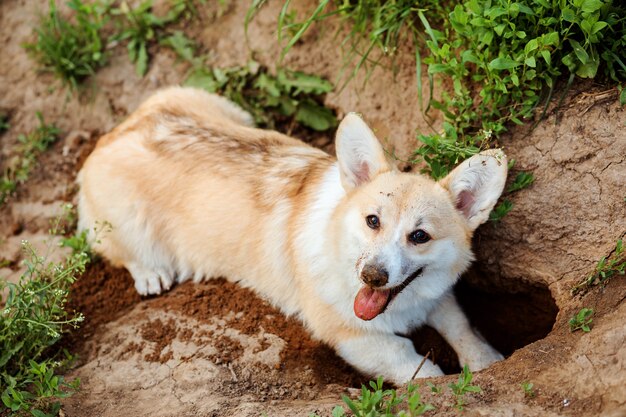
[409,264,559,374]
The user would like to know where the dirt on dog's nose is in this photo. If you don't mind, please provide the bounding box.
[361,264,389,287]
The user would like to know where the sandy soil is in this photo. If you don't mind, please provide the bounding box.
[1,1,625,416]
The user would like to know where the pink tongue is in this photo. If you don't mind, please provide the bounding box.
[354,287,391,321]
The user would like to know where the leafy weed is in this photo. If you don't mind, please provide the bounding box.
[333,376,435,417]
[489,199,513,222]
[507,171,535,193]
[448,365,482,410]
[185,61,337,131]
[572,239,625,294]
[108,0,196,76]
[0,205,93,416]
[569,307,594,332]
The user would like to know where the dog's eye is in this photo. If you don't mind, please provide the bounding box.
[408,229,430,244]
[366,215,380,230]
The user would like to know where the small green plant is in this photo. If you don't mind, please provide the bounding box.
[448,365,482,410]
[401,384,436,416]
[521,381,535,398]
[507,172,535,193]
[569,307,594,332]
[1,112,60,205]
[0,205,92,415]
[489,199,513,222]
[185,61,337,131]
[572,239,625,294]
[425,381,442,395]
[25,0,109,90]
[488,162,534,221]
[112,0,164,76]
[111,0,191,76]
[333,377,435,417]
[338,376,403,416]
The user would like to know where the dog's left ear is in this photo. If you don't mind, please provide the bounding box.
[336,113,391,191]
[439,149,508,230]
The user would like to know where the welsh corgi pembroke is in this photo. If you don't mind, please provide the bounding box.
[78,87,507,384]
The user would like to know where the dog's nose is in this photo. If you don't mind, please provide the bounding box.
[361,264,388,287]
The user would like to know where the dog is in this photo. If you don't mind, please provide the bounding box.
[78,87,506,384]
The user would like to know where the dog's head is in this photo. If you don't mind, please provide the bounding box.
[333,113,507,321]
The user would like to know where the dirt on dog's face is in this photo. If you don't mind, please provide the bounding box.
[336,171,474,320]
[330,113,506,322]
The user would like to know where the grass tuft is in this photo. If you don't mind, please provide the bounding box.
[0,113,60,206]
[24,0,109,90]
[26,0,198,85]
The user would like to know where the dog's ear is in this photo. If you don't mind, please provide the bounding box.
[439,149,508,230]
[336,113,391,190]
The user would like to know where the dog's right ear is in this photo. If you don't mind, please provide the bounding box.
[439,149,508,231]
[336,113,391,191]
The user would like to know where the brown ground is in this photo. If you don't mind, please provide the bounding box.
[1,1,625,416]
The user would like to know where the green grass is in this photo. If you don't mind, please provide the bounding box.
[0,205,91,416]
[312,368,482,415]
[26,0,197,86]
[0,113,60,206]
[24,0,109,90]
[185,61,337,132]
[20,1,345,136]
[251,0,626,179]
[572,239,625,294]
[569,307,594,332]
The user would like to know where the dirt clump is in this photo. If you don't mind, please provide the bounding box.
[140,318,178,363]
[66,261,141,338]
[148,278,364,387]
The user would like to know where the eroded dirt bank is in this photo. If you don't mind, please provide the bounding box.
[1,0,625,416]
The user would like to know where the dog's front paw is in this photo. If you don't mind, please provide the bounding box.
[461,345,504,372]
[128,263,174,296]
